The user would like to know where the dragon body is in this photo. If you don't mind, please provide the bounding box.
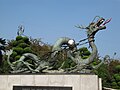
[6,16,111,73]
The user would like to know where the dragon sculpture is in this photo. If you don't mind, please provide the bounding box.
[6,16,111,73]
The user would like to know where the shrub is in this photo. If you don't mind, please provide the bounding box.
[79,47,88,51]
[111,78,116,82]
[115,65,120,72]
[16,36,23,41]
[79,47,91,59]
[24,47,32,53]
[23,37,29,44]
[114,74,120,82]
[11,51,17,58]
[62,58,76,69]
[109,60,120,74]
[17,40,24,44]
[111,82,117,86]
[13,47,24,55]
[18,43,29,48]
[82,56,89,59]
[84,51,91,56]
[15,55,21,60]
[0,60,10,73]
[118,81,120,86]
[92,61,97,65]
[12,40,18,47]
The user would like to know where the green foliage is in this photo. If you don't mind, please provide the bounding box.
[0,58,10,73]
[95,59,120,89]
[16,36,23,41]
[11,51,17,58]
[4,36,52,72]
[30,37,52,57]
[13,47,24,55]
[15,55,21,60]
[12,40,18,47]
[5,36,34,65]
[114,74,120,82]
[115,65,120,72]
[79,47,91,59]
[18,43,29,48]
[22,37,30,44]
[92,61,97,65]
[118,81,120,86]
[62,58,76,69]
[111,82,117,87]
[109,60,120,74]
[52,57,76,70]
[17,40,24,44]
[96,63,111,87]
[24,47,32,53]
[82,56,89,59]
[112,85,120,89]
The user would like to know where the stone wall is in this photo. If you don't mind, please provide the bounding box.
[0,75,102,90]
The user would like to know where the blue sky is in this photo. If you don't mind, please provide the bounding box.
[0,0,120,59]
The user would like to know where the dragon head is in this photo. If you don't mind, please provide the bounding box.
[87,16,111,36]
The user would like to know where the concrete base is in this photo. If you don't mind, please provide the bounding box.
[0,75,102,90]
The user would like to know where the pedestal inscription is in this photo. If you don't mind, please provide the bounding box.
[0,75,101,90]
[13,86,72,90]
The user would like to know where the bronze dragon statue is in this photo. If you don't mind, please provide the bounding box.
[6,16,111,73]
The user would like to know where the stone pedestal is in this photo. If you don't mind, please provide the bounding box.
[0,75,102,90]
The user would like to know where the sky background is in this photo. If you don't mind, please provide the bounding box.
[0,0,120,59]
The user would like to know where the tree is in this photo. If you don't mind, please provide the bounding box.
[0,38,6,65]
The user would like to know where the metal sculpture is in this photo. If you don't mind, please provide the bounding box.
[51,37,76,58]
[17,25,25,36]
[66,16,111,73]
[6,16,111,73]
